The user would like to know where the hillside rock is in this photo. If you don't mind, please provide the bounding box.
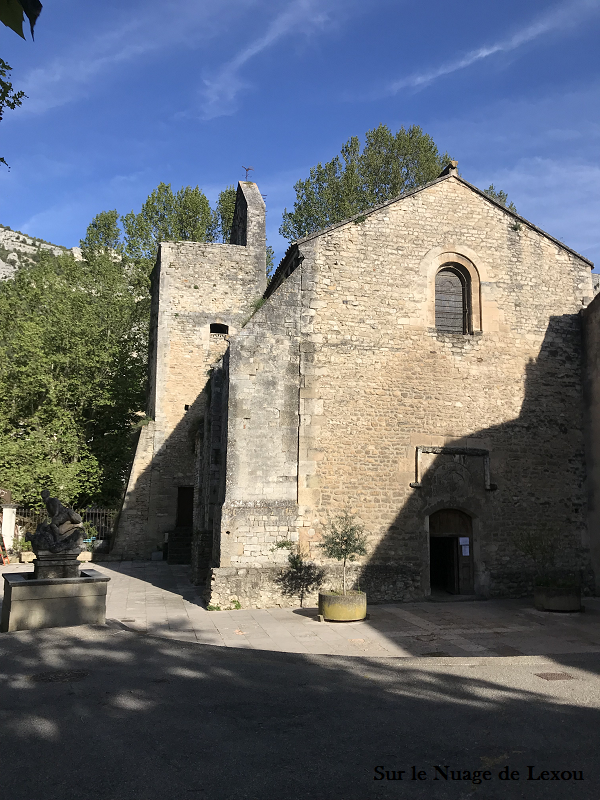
[0,224,81,280]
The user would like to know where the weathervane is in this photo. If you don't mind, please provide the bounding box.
[242,165,254,181]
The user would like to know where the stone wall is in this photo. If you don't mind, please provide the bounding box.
[206,173,596,605]
[583,293,600,593]
[112,182,266,558]
[206,563,422,610]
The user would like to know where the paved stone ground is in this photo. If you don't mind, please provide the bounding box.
[2,561,600,798]
[1,623,600,800]
[3,560,600,657]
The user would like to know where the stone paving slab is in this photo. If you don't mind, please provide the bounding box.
[3,560,600,658]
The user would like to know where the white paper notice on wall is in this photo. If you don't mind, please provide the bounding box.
[462,545,470,556]
[459,537,469,545]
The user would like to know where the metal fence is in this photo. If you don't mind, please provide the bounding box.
[15,506,118,541]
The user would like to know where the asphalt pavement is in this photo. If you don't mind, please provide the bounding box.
[1,561,599,799]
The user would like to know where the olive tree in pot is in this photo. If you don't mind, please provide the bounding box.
[511,527,581,612]
[318,509,368,621]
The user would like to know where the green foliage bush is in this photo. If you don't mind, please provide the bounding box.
[319,509,367,595]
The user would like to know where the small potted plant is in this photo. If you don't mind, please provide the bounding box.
[318,508,368,621]
[511,527,581,612]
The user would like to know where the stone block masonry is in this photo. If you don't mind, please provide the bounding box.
[204,173,596,606]
[113,170,598,607]
[112,183,266,558]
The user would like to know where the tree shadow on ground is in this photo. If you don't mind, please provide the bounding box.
[0,624,598,800]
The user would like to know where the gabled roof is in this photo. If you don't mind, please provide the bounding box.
[290,171,594,266]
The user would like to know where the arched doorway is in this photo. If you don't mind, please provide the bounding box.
[429,509,474,595]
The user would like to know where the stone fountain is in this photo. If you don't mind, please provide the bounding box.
[1,490,109,632]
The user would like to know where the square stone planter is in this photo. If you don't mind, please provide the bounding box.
[534,585,581,612]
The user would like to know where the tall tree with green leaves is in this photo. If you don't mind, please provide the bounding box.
[215,185,236,243]
[121,183,216,281]
[80,209,123,256]
[0,242,146,506]
[280,124,452,241]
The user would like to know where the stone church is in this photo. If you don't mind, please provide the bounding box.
[112,164,600,607]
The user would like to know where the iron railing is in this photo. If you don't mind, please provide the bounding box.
[14,506,118,541]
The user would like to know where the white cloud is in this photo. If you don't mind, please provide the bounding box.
[484,157,600,264]
[380,0,600,96]
[15,0,240,115]
[199,0,335,119]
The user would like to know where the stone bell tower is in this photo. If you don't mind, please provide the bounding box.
[112,182,266,559]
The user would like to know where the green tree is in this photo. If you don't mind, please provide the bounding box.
[0,58,25,168]
[80,209,123,256]
[319,509,368,595]
[483,184,517,213]
[121,182,216,279]
[280,124,452,241]
[215,185,236,243]
[266,245,275,278]
[0,246,146,506]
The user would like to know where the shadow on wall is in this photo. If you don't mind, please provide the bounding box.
[344,312,592,600]
[111,384,214,561]
[0,624,598,799]
[112,311,593,602]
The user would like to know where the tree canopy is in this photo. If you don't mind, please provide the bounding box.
[483,184,517,213]
[214,185,236,243]
[280,124,452,242]
[0,242,146,507]
[0,182,243,506]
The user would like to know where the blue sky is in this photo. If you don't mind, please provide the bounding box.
[1,0,599,268]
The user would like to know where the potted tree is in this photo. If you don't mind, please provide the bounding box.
[318,508,368,621]
[512,527,581,612]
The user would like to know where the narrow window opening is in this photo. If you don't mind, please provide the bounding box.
[210,323,229,334]
[435,266,471,333]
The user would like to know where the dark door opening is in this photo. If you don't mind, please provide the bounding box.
[429,509,474,595]
[176,486,194,528]
[430,536,459,594]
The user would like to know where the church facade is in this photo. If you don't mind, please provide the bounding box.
[112,167,600,607]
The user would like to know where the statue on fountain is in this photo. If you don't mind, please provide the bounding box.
[26,490,85,555]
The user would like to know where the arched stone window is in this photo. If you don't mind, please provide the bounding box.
[210,323,229,334]
[435,265,471,333]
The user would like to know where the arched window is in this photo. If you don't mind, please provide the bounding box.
[435,266,471,333]
[210,323,229,334]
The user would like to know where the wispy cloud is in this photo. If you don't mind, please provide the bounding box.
[16,0,237,115]
[484,156,600,263]
[200,0,334,119]
[379,0,600,96]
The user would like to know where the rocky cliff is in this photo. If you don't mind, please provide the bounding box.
[0,224,81,280]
